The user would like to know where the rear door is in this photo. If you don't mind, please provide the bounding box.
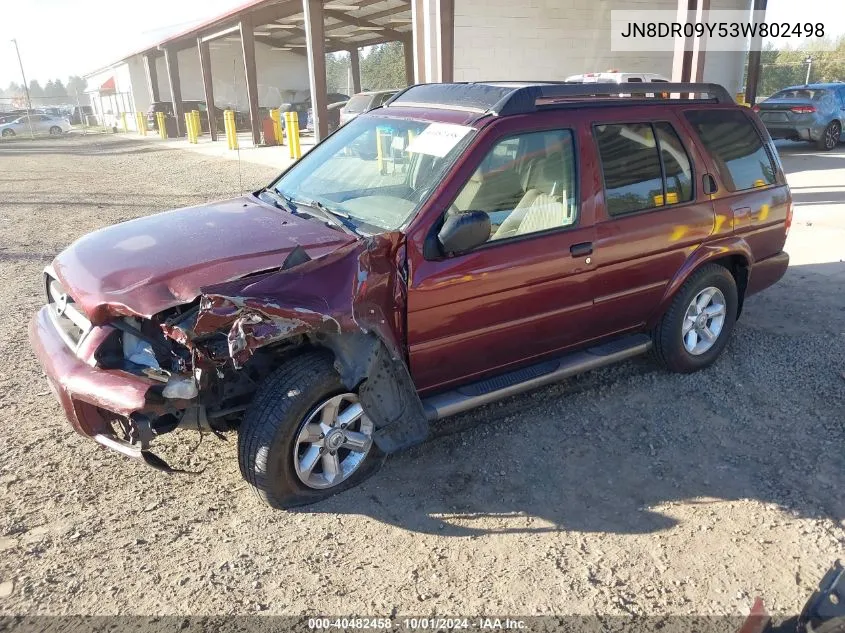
[683,108,789,262]
[406,114,598,393]
[588,110,716,337]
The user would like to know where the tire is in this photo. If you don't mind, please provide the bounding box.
[238,350,383,509]
[652,264,738,373]
[1,129,14,138]
[49,126,62,136]
[817,120,841,151]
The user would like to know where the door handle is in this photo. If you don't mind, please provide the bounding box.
[733,206,760,220]
[570,242,593,257]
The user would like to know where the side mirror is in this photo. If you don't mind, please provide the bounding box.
[437,210,491,255]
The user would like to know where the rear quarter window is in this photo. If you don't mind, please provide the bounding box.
[684,110,776,192]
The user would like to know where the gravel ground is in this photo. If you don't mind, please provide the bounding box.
[0,134,842,619]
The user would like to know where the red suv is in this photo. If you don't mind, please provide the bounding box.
[29,82,792,508]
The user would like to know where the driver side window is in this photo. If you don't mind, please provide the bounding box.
[450,129,578,243]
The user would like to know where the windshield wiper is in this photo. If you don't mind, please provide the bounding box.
[290,197,362,237]
[258,187,298,215]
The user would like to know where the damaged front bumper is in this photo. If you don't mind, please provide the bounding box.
[29,306,193,473]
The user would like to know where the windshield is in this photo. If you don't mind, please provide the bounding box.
[271,115,476,232]
[343,95,373,114]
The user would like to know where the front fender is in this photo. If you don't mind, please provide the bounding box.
[646,236,753,329]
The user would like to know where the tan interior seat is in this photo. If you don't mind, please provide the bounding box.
[491,156,574,240]
[453,165,523,214]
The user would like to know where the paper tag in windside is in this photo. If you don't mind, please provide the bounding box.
[405,123,474,158]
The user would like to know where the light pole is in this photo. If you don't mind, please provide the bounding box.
[10,38,35,139]
[804,55,813,85]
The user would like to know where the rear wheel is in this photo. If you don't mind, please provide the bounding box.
[49,126,62,136]
[817,120,841,151]
[238,351,382,508]
[1,129,14,138]
[652,264,738,373]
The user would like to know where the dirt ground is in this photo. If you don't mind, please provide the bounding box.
[0,134,842,619]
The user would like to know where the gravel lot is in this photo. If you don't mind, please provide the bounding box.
[0,134,842,619]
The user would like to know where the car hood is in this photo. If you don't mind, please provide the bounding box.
[51,195,357,324]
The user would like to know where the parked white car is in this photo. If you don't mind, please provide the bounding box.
[0,114,72,138]
[565,71,670,84]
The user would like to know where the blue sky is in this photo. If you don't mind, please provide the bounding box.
[1,0,248,86]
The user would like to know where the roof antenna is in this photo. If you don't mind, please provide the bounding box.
[233,58,243,195]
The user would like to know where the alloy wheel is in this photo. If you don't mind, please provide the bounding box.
[682,286,727,355]
[825,122,841,150]
[292,393,374,489]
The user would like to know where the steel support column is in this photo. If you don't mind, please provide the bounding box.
[240,15,261,146]
[197,37,217,141]
[744,0,768,105]
[143,53,160,103]
[163,47,183,136]
[349,48,362,94]
[303,0,329,141]
[403,35,415,86]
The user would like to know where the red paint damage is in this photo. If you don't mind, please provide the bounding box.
[51,195,355,324]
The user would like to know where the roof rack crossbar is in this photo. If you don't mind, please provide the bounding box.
[490,82,733,115]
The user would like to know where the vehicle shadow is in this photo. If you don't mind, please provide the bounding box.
[290,261,845,536]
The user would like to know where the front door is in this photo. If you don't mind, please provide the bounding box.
[406,121,598,393]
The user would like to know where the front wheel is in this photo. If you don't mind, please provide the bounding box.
[652,264,738,373]
[238,351,382,508]
[49,126,62,136]
[817,120,841,151]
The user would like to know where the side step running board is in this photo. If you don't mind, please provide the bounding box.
[421,334,652,421]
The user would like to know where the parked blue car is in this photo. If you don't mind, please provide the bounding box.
[755,82,845,151]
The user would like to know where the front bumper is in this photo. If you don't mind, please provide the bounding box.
[29,306,189,471]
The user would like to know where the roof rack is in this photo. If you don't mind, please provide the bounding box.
[386,82,734,117]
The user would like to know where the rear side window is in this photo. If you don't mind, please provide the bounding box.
[595,121,693,216]
[685,110,776,192]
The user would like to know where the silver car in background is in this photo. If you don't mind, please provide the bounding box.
[338,90,399,127]
[754,83,845,151]
[0,114,72,138]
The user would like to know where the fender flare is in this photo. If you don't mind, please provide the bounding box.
[646,237,753,329]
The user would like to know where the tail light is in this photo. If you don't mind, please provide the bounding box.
[785,200,793,238]
[751,105,760,113]
[790,105,816,114]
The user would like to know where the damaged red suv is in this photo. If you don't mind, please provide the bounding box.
[30,82,792,508]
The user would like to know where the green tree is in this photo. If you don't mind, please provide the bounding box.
[52,79,68,99]
[361,41,407,90]
[44,79,55,98]
[753,36,845,98]
[326,52,350,94]
[29,79,44,99]
[67,75,87,98]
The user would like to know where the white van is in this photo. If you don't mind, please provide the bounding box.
[565,71,670,85]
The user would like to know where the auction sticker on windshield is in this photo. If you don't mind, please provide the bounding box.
[406,122,474,157]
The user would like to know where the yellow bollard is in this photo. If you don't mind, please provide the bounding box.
[376,128,384,174]
[291,112,301,159]
[224,110,238,150]
[184,113,193,143]
[284,112,294,158]
[156,111,167,139]
[271,109,283,144]
[136,112,147,136]
[120,112,128,133]
[192,110,201,141]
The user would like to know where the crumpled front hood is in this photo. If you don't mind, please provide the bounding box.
[51,195,356,324]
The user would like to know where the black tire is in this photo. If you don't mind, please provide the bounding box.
[652,264,738,373]
[49,126,62,136]
[817,120,841,151]
[238,350,383,509]
[1,129,14,138]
